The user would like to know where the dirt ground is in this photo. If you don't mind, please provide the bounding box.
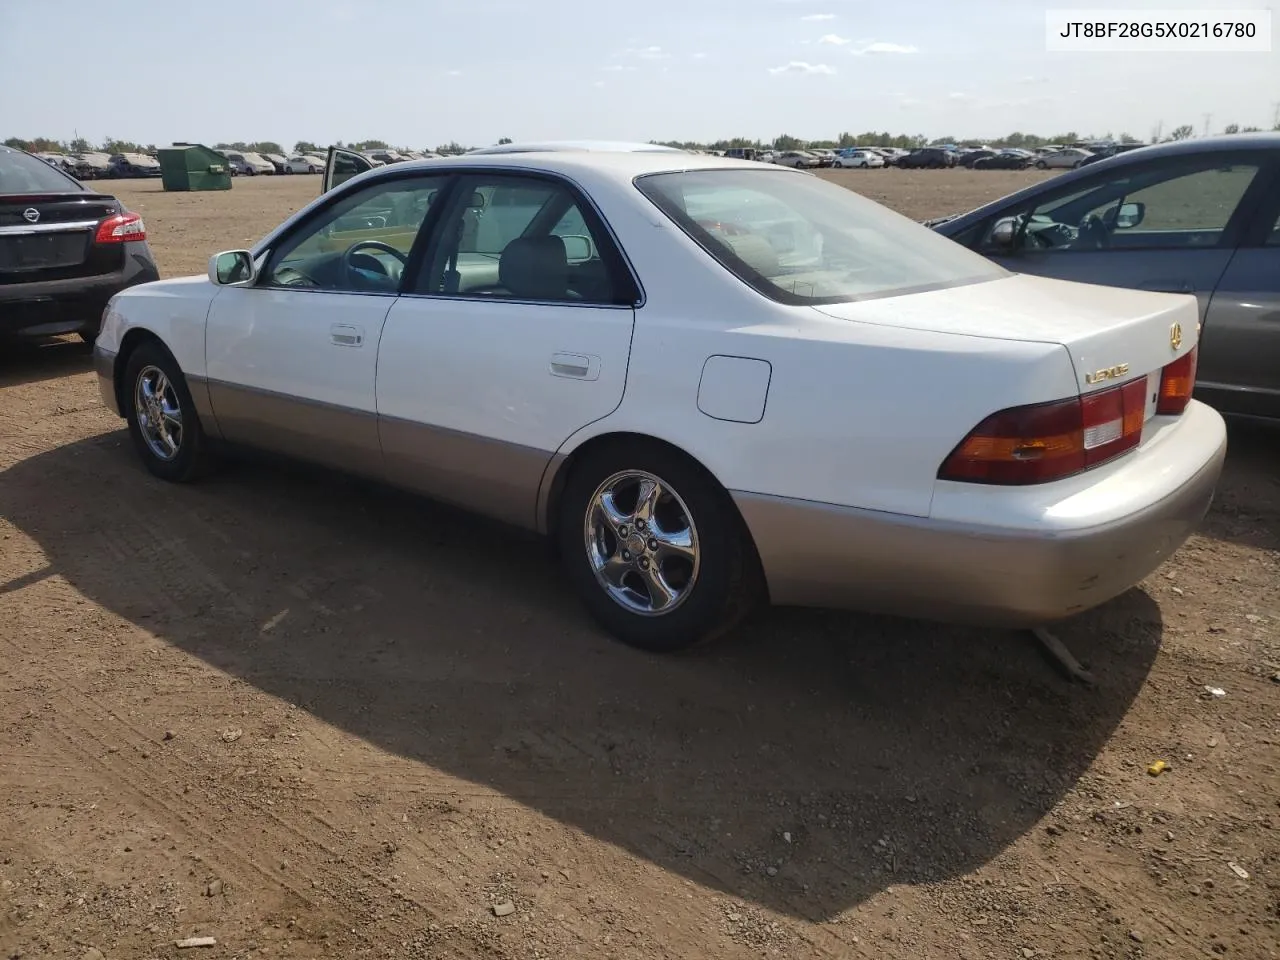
[1,172,1278,960]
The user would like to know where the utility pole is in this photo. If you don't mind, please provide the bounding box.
[1152,120,1163,143]
[1202,113,1212,137]
[1273,101,1280,128]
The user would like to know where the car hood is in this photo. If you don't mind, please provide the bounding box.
[812,272,1200,394]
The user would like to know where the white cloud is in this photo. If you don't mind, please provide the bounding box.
[899,97,923,107]
[1017,74,1050,84]
[446,69,462,76]
[851,41,919,55]
[594,80,605,88]
[819,34,851,45]
[947,91,972,101]
[768,60,836,75]
[801,13,836,20]
[692,51,708,59]
[630,45,670,60]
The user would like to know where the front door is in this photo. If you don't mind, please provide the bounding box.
[972,154,1269,323]
[204,171,449,472]
[1198,182,1280,419]
[375,171,640,530]
[323,146,376,193]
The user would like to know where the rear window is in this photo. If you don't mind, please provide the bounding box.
[634,168,1006,306]
[0,147,83,194]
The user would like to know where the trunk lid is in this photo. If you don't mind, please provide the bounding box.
[0,191,123,283]
[812,272,1199,400]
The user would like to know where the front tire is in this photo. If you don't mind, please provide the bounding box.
[123,342,213,483]
[558,440,760,652]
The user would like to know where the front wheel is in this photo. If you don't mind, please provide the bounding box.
[1036,160,1047,169]
[558,441,761,652]
[123,342,213,482]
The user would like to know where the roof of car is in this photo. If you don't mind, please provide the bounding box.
[465,140,688,156]
[360,148,785,183]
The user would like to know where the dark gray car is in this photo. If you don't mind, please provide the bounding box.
[931,134,1280,421]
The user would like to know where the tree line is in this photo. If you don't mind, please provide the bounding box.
[6,124,1275,158]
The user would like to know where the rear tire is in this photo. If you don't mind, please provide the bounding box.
[558,440,761,652]
[123,342,214,483]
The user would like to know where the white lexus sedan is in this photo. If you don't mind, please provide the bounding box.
[93,143,1227,652]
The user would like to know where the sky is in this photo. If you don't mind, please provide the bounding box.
[0,0,1275,149]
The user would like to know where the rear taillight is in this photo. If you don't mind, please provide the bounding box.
[94,212,145,244]
[1156,344,1198,415]
[939,377,1147,485]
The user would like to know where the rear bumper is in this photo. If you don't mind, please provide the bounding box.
[735,401,1227,627]
[0,244,159,339]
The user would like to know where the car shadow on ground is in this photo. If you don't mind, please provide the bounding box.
[1199,418,1280,554]
[0,338,92,388]
[0,432,1165,921]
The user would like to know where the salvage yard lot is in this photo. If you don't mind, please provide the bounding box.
[1,172,1277,960]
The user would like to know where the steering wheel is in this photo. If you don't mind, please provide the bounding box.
[1071,214,1112,251]
[341,240,408,288]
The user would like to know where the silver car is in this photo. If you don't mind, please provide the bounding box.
[932,133,1280,421]
[1035,148,1093,169]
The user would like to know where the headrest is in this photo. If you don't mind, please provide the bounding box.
[499,236,569,300]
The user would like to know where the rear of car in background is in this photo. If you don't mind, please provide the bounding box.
[284,154,326,174]
[834,149,885,169]
[1036,148,1093,169]
[224,151,275,176]
[0,145,159,344]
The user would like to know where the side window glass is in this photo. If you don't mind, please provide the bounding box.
[263,176,445,293]
[978,161,1260,255]
[422,175,625,305]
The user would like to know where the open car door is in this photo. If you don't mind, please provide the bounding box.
[322,146,375,193]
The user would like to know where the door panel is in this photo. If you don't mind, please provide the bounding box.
[205,287,393,472]
[376,297,634,529]
[1198,247,1280,418]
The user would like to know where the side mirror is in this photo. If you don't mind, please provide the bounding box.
[1115,201,1145,229]
[560,235,593,261]
[208,250,256,286]
[989,217,1019,248]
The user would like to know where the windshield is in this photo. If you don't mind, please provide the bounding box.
[635,168,1006,305]
[0,146,84,194]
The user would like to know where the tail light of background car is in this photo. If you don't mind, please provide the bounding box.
[940,346,1200,485]
[94,212,146,244]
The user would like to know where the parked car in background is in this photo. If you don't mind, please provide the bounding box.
[833,149,884,169]
[773,150,818,168]
[973,150,1034,170]
[806,149,836,168]
[108,153,162,178]
[262,153,289,174]
[959,149,996,168]
[284,154,326,174]
[722,147,759,161]
[366,150,410,165]
[35,153,77,175]
[1079,142,1149,166]
[1036,148,1093,169]
[0,145,159,343]
[932,133,1280,420]
[71,153,112,180]
[899,148,955,169]
[93,143,1224,652]
[224,151,274,176]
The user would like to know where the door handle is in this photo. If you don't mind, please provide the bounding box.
[330,323,364,347]
[549,352,600,381]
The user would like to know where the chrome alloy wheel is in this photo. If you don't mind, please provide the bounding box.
[133,364,183,461]
[584,470,700,616]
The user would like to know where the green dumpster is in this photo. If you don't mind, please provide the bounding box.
[156,143,232,191]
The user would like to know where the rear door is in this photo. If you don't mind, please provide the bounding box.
[375,170,640,530]
[323,147,375,193]
[966,152,1271,322]
[1198,162,1280,418]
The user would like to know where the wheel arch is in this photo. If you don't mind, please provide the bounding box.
[538,430,767,597]
[113,326,174,415]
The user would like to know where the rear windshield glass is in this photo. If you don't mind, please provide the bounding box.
[635,168,1005,305]
[0,147,83,194]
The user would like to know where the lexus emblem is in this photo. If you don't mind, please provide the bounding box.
[22,208,39,223]
[1169,322,1182,351]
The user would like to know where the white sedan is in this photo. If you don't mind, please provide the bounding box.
[833,150,885,169]
[284,154,326,174]
[1036,148,1094,169]
[92,143,1226,652]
